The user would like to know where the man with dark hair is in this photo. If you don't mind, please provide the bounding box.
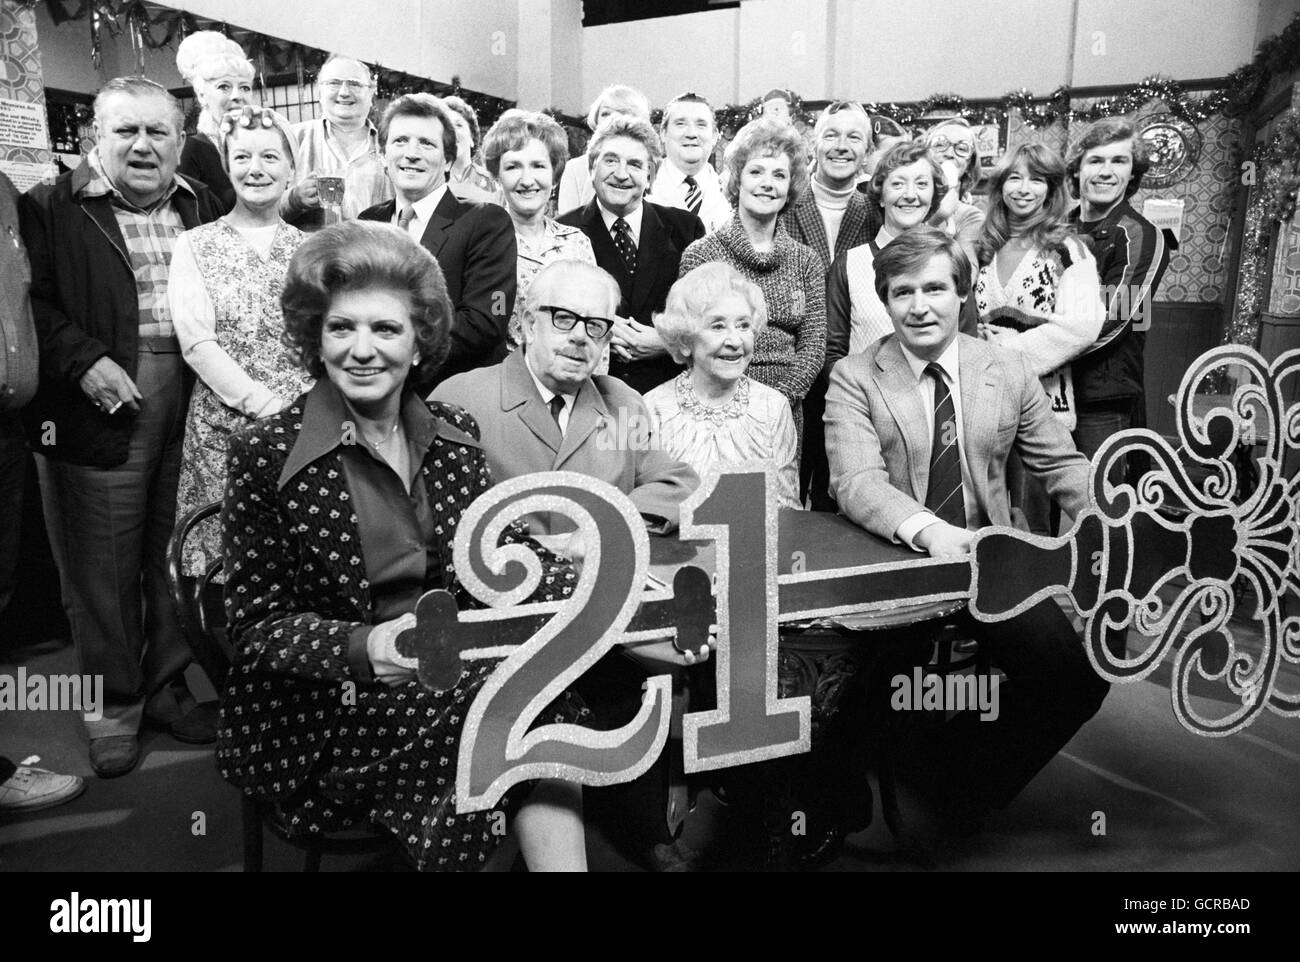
[782,99,880,509]
[646,93,730,231]
[825,227,1107,845]
[1065,117,1169,467]
[558,116,704,394]
[360,93,517,388]
[20,76,225,777]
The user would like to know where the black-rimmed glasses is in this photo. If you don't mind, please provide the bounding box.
[539,305,614,339]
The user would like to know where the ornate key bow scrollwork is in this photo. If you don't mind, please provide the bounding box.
[970,345,1300,736]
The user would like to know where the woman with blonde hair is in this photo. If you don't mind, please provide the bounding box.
[175,30,255,211]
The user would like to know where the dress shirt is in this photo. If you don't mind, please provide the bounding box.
[647,158,732,231]
[893,336,980,550]
[523,351,575,434]
[597,201,644,247]
[393,184,448,240]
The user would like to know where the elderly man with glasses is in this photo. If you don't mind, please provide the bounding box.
[283,53,394,229]
[432,258,697,542]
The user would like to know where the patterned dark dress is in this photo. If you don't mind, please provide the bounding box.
[174,219,311,574]
[216,384,580,871]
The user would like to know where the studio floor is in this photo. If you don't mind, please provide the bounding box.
[2,592,1298,874]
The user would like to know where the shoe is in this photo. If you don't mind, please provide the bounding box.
[89,735,140,778]
[146,701,218,745]
[0,758,85,813]
[144,685,218,745]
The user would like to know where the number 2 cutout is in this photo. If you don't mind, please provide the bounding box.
[682,466,810,771]
[453,473,673,812]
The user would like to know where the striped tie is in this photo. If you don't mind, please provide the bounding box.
[924,362,967,529]
[683,174,702,216]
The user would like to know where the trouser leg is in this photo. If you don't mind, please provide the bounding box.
[34,351,189,738]
[0,412,25,618]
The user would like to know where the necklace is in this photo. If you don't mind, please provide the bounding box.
[364,422,400,449]
[676,371,750,424]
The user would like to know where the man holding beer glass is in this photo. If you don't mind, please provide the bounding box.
[284,54,394,229]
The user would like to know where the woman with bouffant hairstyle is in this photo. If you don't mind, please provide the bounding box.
[218,220,589,871]
[680,119,824,440]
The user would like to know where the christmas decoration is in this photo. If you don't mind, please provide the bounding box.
[1225,109,1300,347]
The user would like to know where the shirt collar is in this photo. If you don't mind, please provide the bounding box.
[598,200,643,240]
[899,335,961,386]
[522,351,576,408]
[79,147,194,209]
[406,183,447,221]
[277,377,453,490]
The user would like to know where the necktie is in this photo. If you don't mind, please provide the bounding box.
[612,217,637,274]
[397,206,415,231]
[683,175,702,216]
[923,362,967,529]
[548,394,566,433]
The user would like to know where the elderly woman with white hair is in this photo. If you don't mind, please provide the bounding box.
[175,30,255,211]
[645,262,799,509]
[556,84,651,214]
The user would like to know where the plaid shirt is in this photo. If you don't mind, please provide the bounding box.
[78,149,191,339]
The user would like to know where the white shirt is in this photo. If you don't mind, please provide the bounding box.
[597,201,644,247]
[893,336,980,550]
[523,352,575,435]
[393,184,448,240]
[646,157,731,231]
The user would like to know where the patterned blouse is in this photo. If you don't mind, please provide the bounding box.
[644,373,801,509]
[678,214,826,433]
[506,218,597,349]
[217,384,582,871]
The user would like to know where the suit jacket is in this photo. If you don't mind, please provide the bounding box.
[780,188,877,272]
[216,387,576,797]
[431,349,699,535]
[825,334,1089,541]
[556,198,704,394]
[19,159,224,465]
[360,191,517,388]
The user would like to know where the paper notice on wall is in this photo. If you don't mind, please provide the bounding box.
[1143,198,1185,243]
[0,98,50,151]
[0,159,57,193]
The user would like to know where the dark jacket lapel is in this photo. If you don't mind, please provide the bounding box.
[629,202,668,313]
[582,199,632,295]
[419,190,459,257]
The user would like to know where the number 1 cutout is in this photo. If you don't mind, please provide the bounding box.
[682,465,811,771]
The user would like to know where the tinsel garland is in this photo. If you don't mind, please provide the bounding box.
[861,76,1229,132]
[1224,109,1300,347]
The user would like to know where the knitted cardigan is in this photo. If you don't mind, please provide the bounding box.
[678,214,826,415]
[973,234,1104,432]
